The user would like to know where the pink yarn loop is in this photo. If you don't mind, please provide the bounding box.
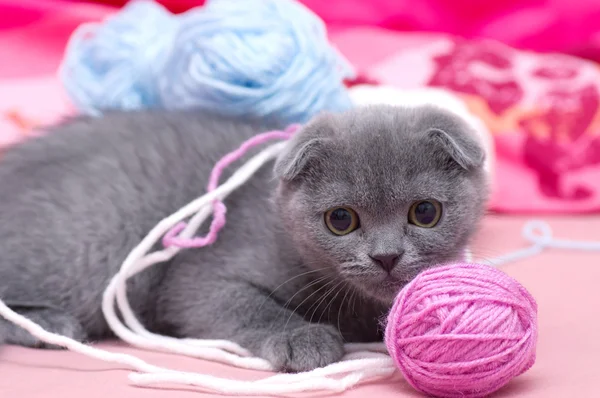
[162,124,300,248]
[384,262,538,398]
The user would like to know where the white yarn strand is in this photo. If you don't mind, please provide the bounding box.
[2,137,600,395]
[103,141,287,370]
[0,300,171,374]
[486,219,600,267]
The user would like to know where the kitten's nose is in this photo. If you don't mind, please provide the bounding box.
[369,252,403,273]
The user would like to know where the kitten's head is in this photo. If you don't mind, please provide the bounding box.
[273,105,489,303]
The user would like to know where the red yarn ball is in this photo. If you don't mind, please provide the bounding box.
[384,262,538,398]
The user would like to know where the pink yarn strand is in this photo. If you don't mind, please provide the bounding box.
[162,124,300,248]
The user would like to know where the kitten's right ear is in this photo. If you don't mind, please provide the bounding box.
[425,127,485,171]
[273,116,333,181]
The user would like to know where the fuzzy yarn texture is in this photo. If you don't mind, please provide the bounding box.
[385,262,538,398]
[58,0,355,124]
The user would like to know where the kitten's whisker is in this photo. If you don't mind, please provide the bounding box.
[336,283,352,342]
[313,280,345,327]
[282,279,335,333]
[253,274,330,327]
[349,289,358,318]
[255,267,328,313]
[344,287,359,331]
[307,280,343,325]
[279,274,330,313]
[306,280,344,346]
[469,246,516,261]
[311,281,347,345]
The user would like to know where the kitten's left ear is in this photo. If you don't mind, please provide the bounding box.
[425,127,486,171]
[274,114,334,181]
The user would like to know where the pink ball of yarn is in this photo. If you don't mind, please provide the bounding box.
[384,262,538,398]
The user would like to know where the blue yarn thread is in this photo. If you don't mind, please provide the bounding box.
[59,0,356,124]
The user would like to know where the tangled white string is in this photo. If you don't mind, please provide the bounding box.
[1,139,600,395]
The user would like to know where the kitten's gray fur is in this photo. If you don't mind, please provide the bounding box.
[0,105,488,372]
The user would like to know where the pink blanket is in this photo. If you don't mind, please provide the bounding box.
[1,0,600,213]
[302,0,600,63]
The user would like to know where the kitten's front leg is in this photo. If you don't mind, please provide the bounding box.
[157,280,345,372]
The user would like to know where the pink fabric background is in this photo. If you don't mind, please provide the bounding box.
[0,0,113,79]
[2,215,599,397]
[300,0,600,62]
[84,0,600,62]
[6,0,600,68]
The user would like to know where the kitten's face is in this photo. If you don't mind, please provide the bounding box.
[274,105,489,303]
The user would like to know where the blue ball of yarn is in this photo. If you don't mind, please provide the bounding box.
[59,2,179,115]
[59,0,355,124]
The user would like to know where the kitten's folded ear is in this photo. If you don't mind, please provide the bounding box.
[274,115,333,181]
[425,127,486,171]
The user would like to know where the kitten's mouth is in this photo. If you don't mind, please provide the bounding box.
[362,266,432,301]
[360,275,407,302]
[342,263,436,302]
[353,257,463,302]
[381,275,402,288]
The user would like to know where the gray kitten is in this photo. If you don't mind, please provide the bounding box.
[0,105,488,372]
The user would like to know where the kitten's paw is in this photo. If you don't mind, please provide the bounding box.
[261,324,345,372]
[1,309,87,349]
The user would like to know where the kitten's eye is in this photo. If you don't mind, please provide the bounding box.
[408,200,442,228]
[324,207,360,236]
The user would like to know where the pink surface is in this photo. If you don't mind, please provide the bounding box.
[1,215,599,397]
